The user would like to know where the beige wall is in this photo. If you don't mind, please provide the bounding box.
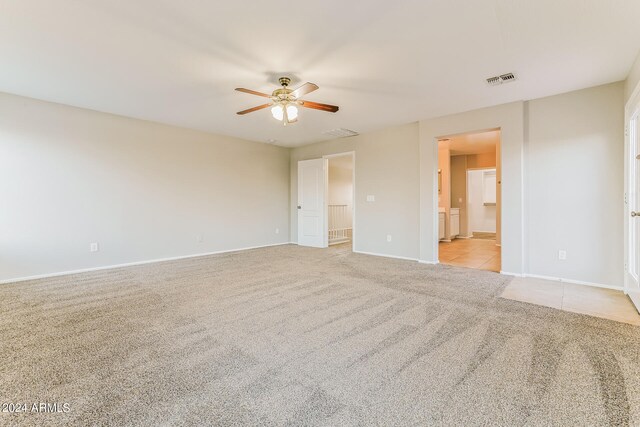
[625,50,640,103]
[526,82,624,287]
[290,123,420,260]
[328,163,353,206]
[450,155,468,236]
[466,152,496,169]
[0,92,290,282]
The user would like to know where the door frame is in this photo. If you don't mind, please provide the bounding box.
[434,129,502,266]
[624,82,640,307]
[323,151,356,250]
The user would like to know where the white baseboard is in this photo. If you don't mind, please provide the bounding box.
[488,270,622,293]
[628,292,640,314]
[500,271,524,277]
[517,273,623,291]
[0,242,292,285]
[5,243,623,295]
[352,250,418,262]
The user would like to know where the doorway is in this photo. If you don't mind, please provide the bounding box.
[436,129,501,271]
[296,152,355,252]
[326,153,354,250]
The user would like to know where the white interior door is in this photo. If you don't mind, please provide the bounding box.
[297,158,328,248]
[626,98,640,311]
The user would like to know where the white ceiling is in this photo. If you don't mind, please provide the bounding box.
[1,1,639,147]
[441,130,500,155]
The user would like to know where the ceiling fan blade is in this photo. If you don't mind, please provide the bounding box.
[235,88,272,98]
[300,100,339,113]
[237,103,271,115]
[290,82,319,99]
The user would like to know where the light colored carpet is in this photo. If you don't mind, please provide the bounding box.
[1,244,639,426]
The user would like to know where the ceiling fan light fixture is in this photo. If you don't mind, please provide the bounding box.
[286,104,298,121]
[271,104,284,121]
[271,103,298,122]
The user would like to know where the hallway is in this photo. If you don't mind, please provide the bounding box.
[438,237,500,272]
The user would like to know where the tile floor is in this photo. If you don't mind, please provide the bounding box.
[438,237,500,272]
[501,276,640,326]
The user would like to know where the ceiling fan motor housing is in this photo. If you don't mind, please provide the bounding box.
[272,88,292,99]
[278,76,291,87]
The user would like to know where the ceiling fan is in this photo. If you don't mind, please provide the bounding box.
[235,77,339,125]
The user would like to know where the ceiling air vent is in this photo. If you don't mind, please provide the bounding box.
[322,128,359,138]
[486,72,517,86]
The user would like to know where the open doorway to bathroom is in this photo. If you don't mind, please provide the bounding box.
[437,130,501,272]
[326,153,354,251]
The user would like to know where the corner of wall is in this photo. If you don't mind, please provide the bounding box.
[522,100,530,276]
[625,49,640,103]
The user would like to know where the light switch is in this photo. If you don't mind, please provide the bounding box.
[366,195,375,202]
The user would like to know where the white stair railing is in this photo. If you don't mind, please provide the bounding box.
[328,204,352,244]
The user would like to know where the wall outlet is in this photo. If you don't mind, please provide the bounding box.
[196,233,203,243]
[558,250,567,260]
[387,234,392,242]
[366,195,375,202]
[89,242,99,252]
[275,228,280,234]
